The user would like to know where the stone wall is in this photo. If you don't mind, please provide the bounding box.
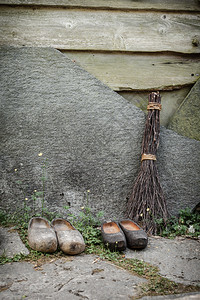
[168,79,200,141]
[0,47,199,219]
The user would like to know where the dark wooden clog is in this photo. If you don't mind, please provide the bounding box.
[101,221,126,251]
[119,219,148,249]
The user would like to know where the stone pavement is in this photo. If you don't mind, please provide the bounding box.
[0,227,29,258]
[0,227,200,300]
[0,255,146,300]
[125,236,200,286]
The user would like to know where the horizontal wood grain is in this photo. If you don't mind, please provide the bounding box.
[0,6,199,54]
[0,0,200,12]
[63,51,200,91]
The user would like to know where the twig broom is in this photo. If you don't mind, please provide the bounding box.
[127,91,168,234]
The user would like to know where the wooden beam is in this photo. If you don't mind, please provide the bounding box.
[0,0,200,12]
[0,7,199,54]
[63,51,200,91]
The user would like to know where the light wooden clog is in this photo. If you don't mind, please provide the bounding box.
[51,218,85,255]
[28,217,57,253]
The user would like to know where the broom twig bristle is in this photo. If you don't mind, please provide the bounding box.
[127,91,168,234]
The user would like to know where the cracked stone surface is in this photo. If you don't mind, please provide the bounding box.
[125,236,200,286]
[0,255,146,300]
[0,227,29,257]
[0,228,200,299]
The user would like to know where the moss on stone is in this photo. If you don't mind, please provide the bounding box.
[168,79,200,141]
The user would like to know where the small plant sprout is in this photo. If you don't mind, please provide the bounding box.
[86,189,90,206]
[23,198,28,210]
[40,157,48,217]
[31,190,38,215]
[11,153,52,221]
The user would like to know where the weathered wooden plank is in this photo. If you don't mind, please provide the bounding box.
[0,7,199,54]
[63,51,200,91]
[0,0,200,12]
[118,87,191,126]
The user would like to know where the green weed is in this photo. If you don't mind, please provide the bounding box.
[1,161,200,298]
[64,203,104,251]
[0,253,28,265]
[156,208,200,238]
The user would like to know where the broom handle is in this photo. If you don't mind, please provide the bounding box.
[141,92,161,157]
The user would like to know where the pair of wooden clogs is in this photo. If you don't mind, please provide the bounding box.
[101,219,148,251]
[28,217,85,255]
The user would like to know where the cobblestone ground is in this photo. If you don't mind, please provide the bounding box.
[0,227,200,299]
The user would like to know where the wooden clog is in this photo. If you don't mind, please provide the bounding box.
[51,218,85,255]
[101,221,126,251]
[28,217,57,253]
[119,219,148,249]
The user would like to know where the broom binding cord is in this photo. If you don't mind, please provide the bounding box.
[147,102,162,110]
[141,153,156,162]
[142,99,161,162]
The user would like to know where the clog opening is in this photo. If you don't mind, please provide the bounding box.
[52,219,75,231]
[30,217,50,229]
[121,220,140,231]
[103,222,120,234]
